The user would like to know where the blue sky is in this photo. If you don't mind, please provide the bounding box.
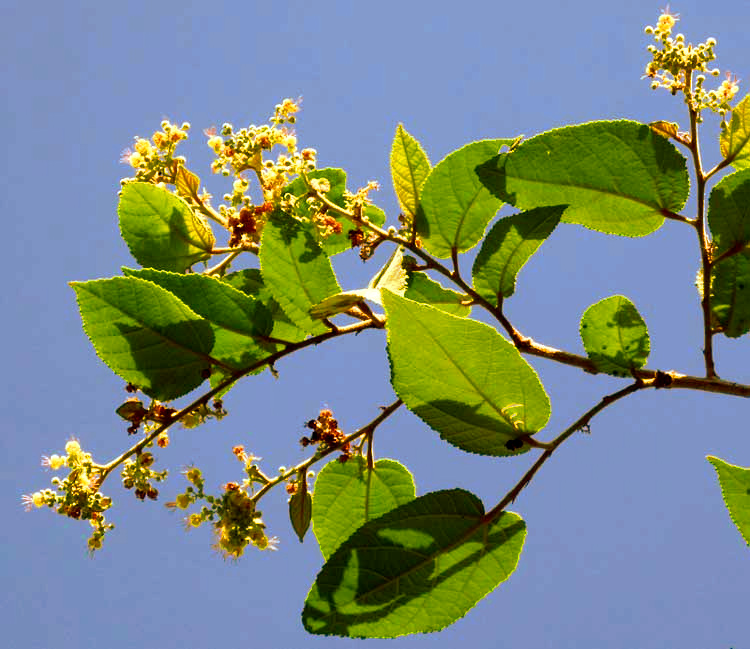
[3,1,749,647]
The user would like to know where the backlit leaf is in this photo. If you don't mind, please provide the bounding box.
[260,211,341,335]
[312,456,416,559]
[118,182,214,271]
[472,205,565,302]
[121,268,275,370]
[383,291,550,456]
[416,139,513,258]
[303,489,526,638]
[71,276,216,400]
[404,272,471,316]
[390,124,431,218]
[707,456,750,547]
[707,169,750,254]
[720,93,750,170]
[477,120,689,237]
[580,295,650,377]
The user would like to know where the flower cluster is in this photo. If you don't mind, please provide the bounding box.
[644,8,740,120]
[115,397,176,435]
[22,439,114,552]
[168,446,277,558]
[120,120,190,183]
[300,409,352,463]
[121,451,168,501]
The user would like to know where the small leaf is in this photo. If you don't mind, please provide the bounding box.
[404,272,471,316]
[290,478,313,543]
[707,455,750,547]
[367,246,408,293]
[70,276,216,400]
[174,166,201,198]
[707,169,750,255]
[580,295,650,377]
[313,456,416,559]
[383,291,550,456]
[118,182,215,271]
[302,489,526,638]
[260,211,341,335]
[720,93,750,170]
[711,252,750,338]
[649,120,681,141]
[477,120,689,237]
[472,205,565,302]
[416,139,514,258]
[390,124,431,218]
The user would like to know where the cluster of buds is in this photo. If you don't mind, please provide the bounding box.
[22,439,114,552]
[226,202,274,247]
[120,120,190,183]
[121,451,168,501]
[168,447,277,558]
[644,8,740,120]
[300,409,351,463]
[179,399,228,429]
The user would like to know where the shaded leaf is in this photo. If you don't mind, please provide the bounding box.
[70,276,216,400]
[720,93,750,170]
[290,481,313,543]
[707,455,750,547]
[121,268,275,370]
[472,205,565,302]
[390,124,431,218]
[477,120,689,237]
[383,291,549,456]
[303,489,526,638]
[711,252,750,337]
[260,211,341,335]
[222,268,306,343]
[416,139,513,258]
[118,182,214,271]
[707,169,750,254]
[313,456,416,559]
[579,295,650,377]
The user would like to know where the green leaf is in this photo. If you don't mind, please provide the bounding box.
[302,489,526,638]
[121,268,275,370]
[707,169,750,255]
[118,182,215,271]
[390,124,431,218]
[383,291,550,456]
[707,456,750,547]
[290,481,313,543]
[472,205,565,302]
[312,456,416,560]
[260,211,342,335]
[720,93,750,170]
[222,268,306,343]
[404,272,471,316]
[477,120,689,237]
[70,276,216,400]
[281,169,386,255]
[416,139,514,258]
[579,295,650,377]
[711,252,750,338]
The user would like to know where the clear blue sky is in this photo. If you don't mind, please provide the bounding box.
[3,1,749,648]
